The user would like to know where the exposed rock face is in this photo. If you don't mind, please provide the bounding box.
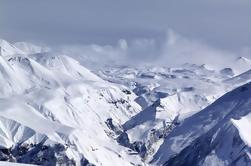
[105,118,148,159]
[220,68,235,77]
[116,133,130,147]
[0,142,93,166]
[130,141,147,158]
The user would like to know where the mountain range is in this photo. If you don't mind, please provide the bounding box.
[0,39,251,166]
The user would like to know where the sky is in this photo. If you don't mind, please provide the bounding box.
[0,0,251,67]
[0,0,250,49]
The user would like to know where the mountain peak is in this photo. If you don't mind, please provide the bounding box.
[0,38,9,44]
[236,56,251,63]
[0,38,24,56]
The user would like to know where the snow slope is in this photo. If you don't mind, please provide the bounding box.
[224,69,251,87]
[152,82,251,165]
[232,113,251,147]
[0,39,143,166]
[92,59,251,163]
[1,38,251,166]
[0,39,24,56]
[232,56,251,75]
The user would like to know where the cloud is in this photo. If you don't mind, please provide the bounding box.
[158,30,236,68]
[57,29,244,70]
[1,0,251,50]
[57,37,160,68]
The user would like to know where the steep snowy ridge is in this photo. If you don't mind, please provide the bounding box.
[152,82,251,165]
[224,69,251,88]
[234,56,251,74]
[165,118,250,166]
[0,39,24,57]
[0,39,143,166]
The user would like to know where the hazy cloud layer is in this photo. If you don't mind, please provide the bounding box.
[1,0,251,52]
[1,0,251,68]
[58,30,243,69]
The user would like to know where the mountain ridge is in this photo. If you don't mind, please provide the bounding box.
[0,38,251,165]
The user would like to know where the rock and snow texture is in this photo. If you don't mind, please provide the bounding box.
[152,83,251,166]
[0,38,251,166]
[0,39,143,166]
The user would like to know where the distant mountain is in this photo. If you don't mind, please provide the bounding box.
[0,39,24,56]
[225,69,251,87]
[14,42,50,54]
[231,56,251,75]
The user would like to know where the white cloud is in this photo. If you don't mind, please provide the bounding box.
[158,30,236,68]
[58,29,249,70]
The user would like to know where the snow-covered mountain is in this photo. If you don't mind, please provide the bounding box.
[0,39,24,56]
[0,39,143,165]
[94,61,251,164]
[153,82,251,166]
[0,38,251,166]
